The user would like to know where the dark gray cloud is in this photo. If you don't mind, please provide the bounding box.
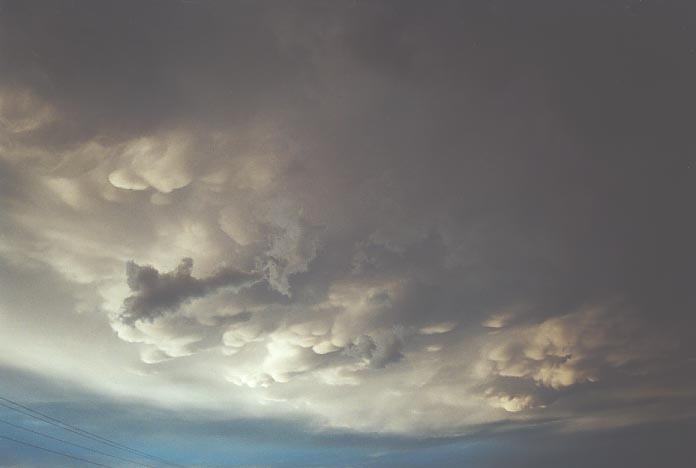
[120,257,259,324]
[344,329,405,369]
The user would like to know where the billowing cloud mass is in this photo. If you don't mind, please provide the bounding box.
[0,1,695,466]
[477,304,671,412]
[119,258,259,324]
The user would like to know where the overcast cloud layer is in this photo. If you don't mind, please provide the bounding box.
[1,1,695,466]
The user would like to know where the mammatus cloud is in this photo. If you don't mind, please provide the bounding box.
[477,305,671,412]
[110,258,259,361]
[112,248,673,428]
[0,2,694,454]
[107,133,195,194]
[344,331,405,369]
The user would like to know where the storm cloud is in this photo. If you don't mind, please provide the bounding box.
[1,1,695,466]
[120,257,259,324]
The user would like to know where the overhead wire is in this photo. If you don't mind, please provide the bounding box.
[0,396,183,467]
[0,434,113,467]
[0,417,154,467]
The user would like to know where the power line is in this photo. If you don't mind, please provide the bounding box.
[0,434,113,468]
[0,401,146,461]
[0,417,154,467]
[0,398,178,467]
[0,396,182,467]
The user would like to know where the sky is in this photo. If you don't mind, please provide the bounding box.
[0,0,695,466]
